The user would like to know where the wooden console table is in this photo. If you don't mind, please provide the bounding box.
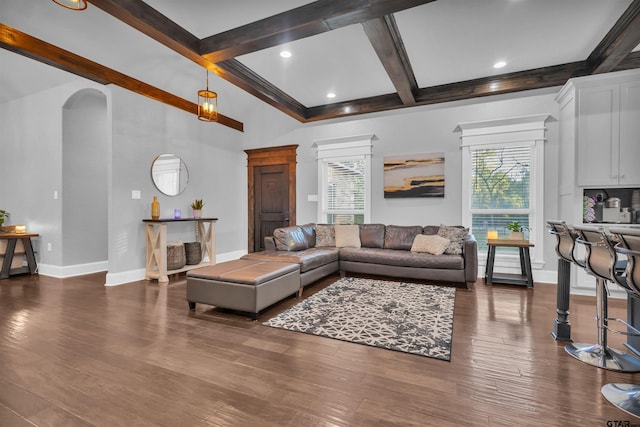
[485,238,535,288]
[143,218,217,284]
[0,233,39,279]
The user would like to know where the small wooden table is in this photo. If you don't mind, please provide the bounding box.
[143,218,217,284]
[0,232,39,279]
[485,238,534,288]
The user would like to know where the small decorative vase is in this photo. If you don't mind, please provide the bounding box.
[151,196,160,220]
[192,209,202,219]
[510,231,524,240]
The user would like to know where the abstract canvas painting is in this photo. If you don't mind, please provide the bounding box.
[384,152,445,198]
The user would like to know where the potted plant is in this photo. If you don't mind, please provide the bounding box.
[506,221,529,240]
[191,199,204,218]
[0,210,9,227]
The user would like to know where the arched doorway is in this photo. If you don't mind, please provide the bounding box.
[61,89,108,273]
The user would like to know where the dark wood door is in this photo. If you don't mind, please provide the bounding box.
[245,145,297,253]
[254,164,290,252]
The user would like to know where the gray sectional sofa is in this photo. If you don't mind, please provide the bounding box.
[241,223,478,289]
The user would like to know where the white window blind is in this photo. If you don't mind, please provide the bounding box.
[325,159,366,224]
[313,134,374,224]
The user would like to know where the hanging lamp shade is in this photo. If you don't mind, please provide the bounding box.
[197,70,218,122]
[52,0,87,10]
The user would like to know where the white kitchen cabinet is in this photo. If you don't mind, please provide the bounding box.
[558,69,640,188]
[619,81,640,186]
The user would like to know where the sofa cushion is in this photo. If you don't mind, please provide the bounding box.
[335,224,361,248]
[359,224,385,248]
[339,247,464,269]
[274,226,307,251]
[422,225,440,235]
[438,224,469,255]
[411,234,451,255]
[384,225,423,250]
[299,223,316,248]
[242,247,340,273]
[316,224,335,247]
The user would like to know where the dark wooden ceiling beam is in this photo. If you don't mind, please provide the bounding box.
[87,0,303,121]
[200,0,437,63]
[305,61,593,122]
[0,24,243,132]
[216,59,308,121]
[88,0,199,56]
[362,15,417,105]
[586,0,640,74]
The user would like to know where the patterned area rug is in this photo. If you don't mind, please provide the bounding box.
[263,277,456,361]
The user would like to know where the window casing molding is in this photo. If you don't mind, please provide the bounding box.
[456,114,550,268]
[313,134,374,224]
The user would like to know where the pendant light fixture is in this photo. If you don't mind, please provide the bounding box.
[197,69,218,122]
[52,0,87,10]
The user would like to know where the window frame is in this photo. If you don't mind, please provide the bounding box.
[313,134,374,224]
[458,115,549,268]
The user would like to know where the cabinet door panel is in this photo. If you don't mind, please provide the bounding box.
[620,81,640,186]
[577,85,619,186]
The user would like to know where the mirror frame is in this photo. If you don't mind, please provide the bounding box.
[150,153,189,196]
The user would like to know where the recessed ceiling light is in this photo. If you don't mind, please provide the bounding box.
[280,51,292,58]
[493,61,507,69]
[327,92,336,99]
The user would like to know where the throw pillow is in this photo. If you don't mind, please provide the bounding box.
[411,234,451,255]
[274,226,307,251]
[334,224,361,248]
[437,224,468,255]
[316,224,335,247]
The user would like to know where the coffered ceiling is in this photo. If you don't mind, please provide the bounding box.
[1,0,640,132]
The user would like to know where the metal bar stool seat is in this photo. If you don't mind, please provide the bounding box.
[601,227,640,418]
[565,225,640,372]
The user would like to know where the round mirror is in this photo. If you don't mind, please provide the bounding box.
[151,154,189,196]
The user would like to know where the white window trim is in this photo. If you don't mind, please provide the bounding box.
[456,114,550,269]
[313,134,374,224]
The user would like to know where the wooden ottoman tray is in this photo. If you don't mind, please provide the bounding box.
[186,259,300,319]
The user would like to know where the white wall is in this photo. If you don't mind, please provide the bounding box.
[244,88,562,281]
[0,79,247,284]
[0,80,108,269]
[107,86,247,283]
[0,74,563,285]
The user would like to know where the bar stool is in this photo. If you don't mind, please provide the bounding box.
[547,220,585,341]
[601,227,640,418]
[565,225,640,371]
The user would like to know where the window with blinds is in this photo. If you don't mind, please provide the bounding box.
[324,159,366,224]
[470,144,532,251]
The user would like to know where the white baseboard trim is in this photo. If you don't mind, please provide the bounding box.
[38,261,107,279]
[105,268,146,287]
[216,250,247,263]
[102,250,248,286]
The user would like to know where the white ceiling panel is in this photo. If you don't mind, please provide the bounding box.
[396,0,633,88]
[237,24,397,107]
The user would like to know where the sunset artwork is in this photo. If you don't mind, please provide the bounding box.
[383,152,445,198]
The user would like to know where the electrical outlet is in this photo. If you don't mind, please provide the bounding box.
[53,190,59,200]
[47,243,52,252]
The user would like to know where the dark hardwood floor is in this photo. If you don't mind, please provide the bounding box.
[1,271,638,426]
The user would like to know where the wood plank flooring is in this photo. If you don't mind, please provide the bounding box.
[1,272,639,426]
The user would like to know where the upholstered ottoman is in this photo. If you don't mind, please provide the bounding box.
[186,259,300,319]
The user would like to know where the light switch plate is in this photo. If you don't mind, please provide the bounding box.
[307,194,318,202]
[132,190,141,200]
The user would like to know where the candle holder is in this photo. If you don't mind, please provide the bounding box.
[487,230,498,240]
[174,209,182,219]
